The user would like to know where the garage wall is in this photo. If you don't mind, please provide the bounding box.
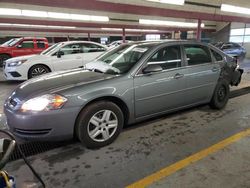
[210,23,230,43]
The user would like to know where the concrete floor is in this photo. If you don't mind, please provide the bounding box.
[0,63,250,188]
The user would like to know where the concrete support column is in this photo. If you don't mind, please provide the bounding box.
[88,33,91,41]
[196,19,202,41]
[122,28,126,43]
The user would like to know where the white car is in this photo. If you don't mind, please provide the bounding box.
[3,41,108,80]
[107,40,133,49]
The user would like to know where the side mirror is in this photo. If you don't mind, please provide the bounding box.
[57,51,64,58]
[0,138,15,169]
[16,45,22,48]
[142,64,163,74]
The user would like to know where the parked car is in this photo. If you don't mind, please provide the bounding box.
[213,42,246,62]
[3,41,108,80]
[4,40,243,148]
[0,37,49,67]
[107,40,132,49]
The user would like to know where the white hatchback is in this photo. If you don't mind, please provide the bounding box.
[3,41,107,80]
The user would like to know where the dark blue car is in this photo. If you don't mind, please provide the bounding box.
[214,42,246,62]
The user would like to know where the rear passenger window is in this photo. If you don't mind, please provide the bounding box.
[184,45,211,65]
[83,43,106,53]
[211,49,223,61]
[37,40,46,49]
[147,46,182,70]
[20,40,34,49]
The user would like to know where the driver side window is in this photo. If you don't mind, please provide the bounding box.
[147,45,182,70]
[19,40,34,49]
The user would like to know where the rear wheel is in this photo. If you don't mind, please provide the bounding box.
[209,79,230,109]
[76,101,124,149]
[0,54,11,67]
[28,65,50,79]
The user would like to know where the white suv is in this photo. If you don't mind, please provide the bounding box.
[3,41,107,80]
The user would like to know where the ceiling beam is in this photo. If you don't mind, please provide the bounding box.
[0,18,216,32]
[2,0,250,23]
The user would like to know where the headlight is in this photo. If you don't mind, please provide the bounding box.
[21,94,67,112]
[8,59,27,67]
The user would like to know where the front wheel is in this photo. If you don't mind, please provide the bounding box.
[75,101,124,149]
[209,79,230,109]
[28,65,50,79]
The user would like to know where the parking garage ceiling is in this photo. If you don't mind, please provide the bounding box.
[0,0,250,37]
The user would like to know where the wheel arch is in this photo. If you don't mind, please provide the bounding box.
[27,64,52,78]
[74,96,130,137]
[0,53,12,57]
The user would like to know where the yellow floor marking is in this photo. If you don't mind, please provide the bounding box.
[127,128,250,188]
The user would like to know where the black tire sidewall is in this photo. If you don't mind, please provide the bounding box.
[210,79,230,109]
[0,54,11,67]
[28,65,50,79]
[76,101,124,149]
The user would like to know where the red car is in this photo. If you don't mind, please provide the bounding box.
[0,37,49,67]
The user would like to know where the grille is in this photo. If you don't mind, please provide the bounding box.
[15,128,51,136]
[9,98,17,108]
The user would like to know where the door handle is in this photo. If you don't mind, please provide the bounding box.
[76,56,81,59]
[174,73,184,79]
[212,67,219,72]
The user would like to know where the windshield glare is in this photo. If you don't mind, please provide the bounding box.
[1,38,21,47]
[95,44,151,74]
[41,43,63,55]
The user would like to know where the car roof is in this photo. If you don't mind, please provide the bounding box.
[125,40,208,47]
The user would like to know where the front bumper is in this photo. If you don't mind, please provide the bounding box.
[4,65,28,81]
[231,68,244,86]
[4,103,81,141]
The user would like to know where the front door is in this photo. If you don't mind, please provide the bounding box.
[12,39,35,57]
[134,45,188,118]
[52,43,84,71]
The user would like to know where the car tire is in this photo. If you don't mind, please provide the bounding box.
[76,101,124,149]
[0,54,11,67]
[28,65,50,79]
[209,79,230,109]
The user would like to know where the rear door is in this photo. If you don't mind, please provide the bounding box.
[183,44,220,104]
[51,43,84,71]
[134,45,188,118]
[33,39,47,54]
[12,39,35,57]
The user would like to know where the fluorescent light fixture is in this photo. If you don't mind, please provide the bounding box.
[90,16,109,22]
[146,0,184,5]
[0,8,21,16]
[0,23,76,29]
[139,19,205,28]
[0,23,12,26]
[0,8,109,22]
[70,14,90,21]
[48,12,71,19]
[221,4,250,15]
[126,29,159,32]
[22,10,48,17]
[101,28,122,31]
[101,28,159,32]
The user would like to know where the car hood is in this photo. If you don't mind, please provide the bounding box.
[6,54,37,63]
[11,69,116,101]
[0,46,10,52]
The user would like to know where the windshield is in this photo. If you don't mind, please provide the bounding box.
[1,38,21,47]
[41,43,63,55]
[86,43,154,74]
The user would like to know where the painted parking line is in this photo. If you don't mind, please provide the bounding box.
[126,128,250,188]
